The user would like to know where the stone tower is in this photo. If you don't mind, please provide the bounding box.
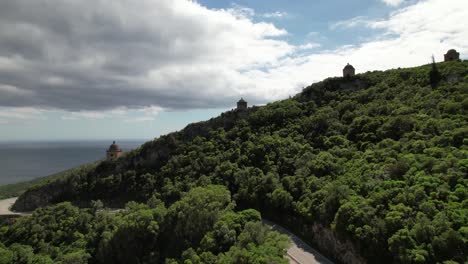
[237,98,247,110]
[106,141,123,160]
[343,63,355,77]
[444,49,460,62]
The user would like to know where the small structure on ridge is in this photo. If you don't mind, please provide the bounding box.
[237,98,248,111]
[106,141,123,160]
[343,63,355,77]
[444,49,460,62]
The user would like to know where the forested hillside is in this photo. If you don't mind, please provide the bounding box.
[8,60,468,263]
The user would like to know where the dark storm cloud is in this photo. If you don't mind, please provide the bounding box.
[0,0,292,111]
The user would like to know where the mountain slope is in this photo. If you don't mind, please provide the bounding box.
[13,60,468,263]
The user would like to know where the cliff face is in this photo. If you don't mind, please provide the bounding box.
[310,223,367,264]
[11,171,87,211]
[12,180,67,211]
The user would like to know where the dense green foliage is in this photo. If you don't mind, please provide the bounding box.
[0,185,289,263]
[8,61,468,263]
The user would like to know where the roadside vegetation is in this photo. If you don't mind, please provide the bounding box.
[0,185,288,263]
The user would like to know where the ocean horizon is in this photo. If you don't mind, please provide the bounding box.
[0,140,146,185]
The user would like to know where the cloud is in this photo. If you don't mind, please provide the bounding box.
[0,84,34,96]
[139,106,164,116]
[227,3,255,19]
[0,0,291,111]
[124,105,163,122]
[0,0,466,118]
[297,43,321,51]
[61,111,107,120]
[124,116,156,123]
[382,0,405,7]
[262,11,288,18]
[227,4,288,19]
[330,16,375,30]
[0,107,46,124]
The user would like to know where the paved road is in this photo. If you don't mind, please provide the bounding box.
[263,220,334,264]
[0,197,24,215]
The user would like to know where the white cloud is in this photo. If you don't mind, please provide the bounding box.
[60,106,163,123]
[0,107,46,124]
[330,16,374,30]
[61,111,107,120]
[227,4,255,19]
[382,0,405,7]
[125,116,156,123]
[297,43,321,50]
[0,0,466,123]
[139,106,165,116]
[227,4,288,19]
[262,11,288,18]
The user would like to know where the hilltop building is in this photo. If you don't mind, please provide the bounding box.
[343,63,355,77]
[106,141,123,160]
[237,98,247,110]
[444,49,460,62]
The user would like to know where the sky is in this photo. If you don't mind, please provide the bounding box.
[0,0,467,141]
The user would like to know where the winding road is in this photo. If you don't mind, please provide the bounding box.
[263,220,334,264]
[0,198,333,263]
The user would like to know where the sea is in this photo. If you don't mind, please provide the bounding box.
[0,140,146,185]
